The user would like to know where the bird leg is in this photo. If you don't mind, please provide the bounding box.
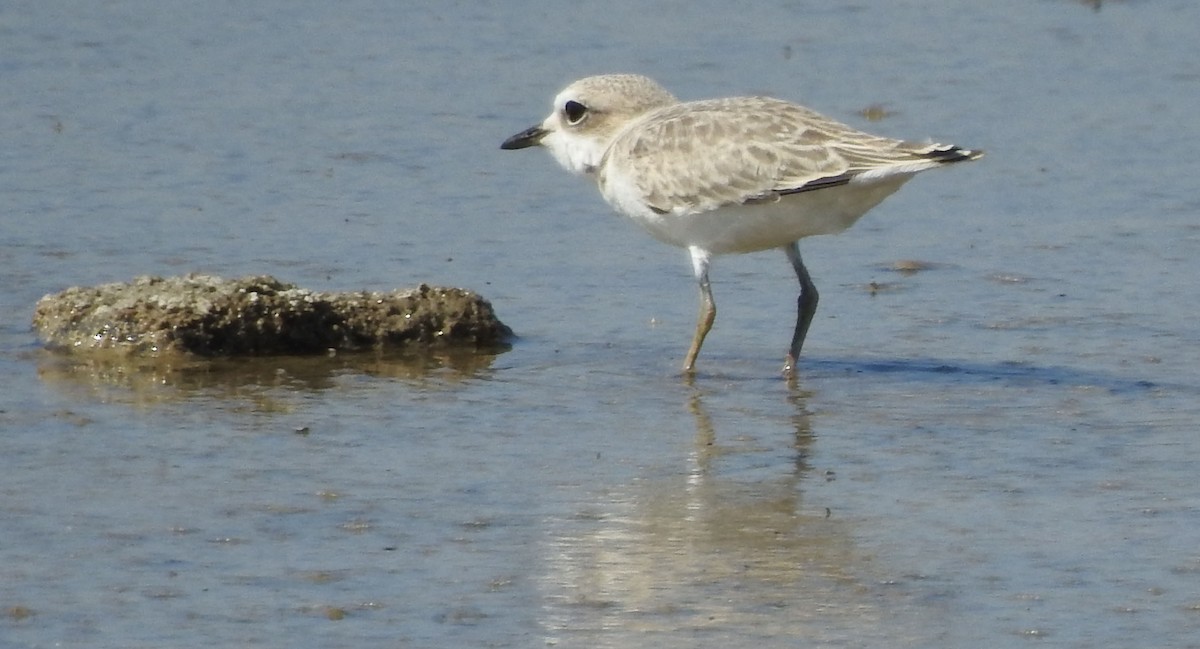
[683,248,715,373]
[783,241,819,374]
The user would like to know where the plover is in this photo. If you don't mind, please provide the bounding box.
[501,74,981,375]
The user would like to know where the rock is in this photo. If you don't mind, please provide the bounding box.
[32,274,513,356]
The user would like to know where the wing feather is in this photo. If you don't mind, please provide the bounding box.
[600,96,977,215]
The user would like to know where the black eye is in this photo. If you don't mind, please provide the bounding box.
[563,100,588,125]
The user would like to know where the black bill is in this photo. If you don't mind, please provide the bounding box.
[500,125,548,150]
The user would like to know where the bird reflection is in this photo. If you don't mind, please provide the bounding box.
[539,382,897,645]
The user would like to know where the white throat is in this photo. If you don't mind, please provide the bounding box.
[541,127,609,176]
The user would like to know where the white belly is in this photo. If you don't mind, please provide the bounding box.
[604,176,913,255]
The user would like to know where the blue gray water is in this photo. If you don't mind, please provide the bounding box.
[3,1,1199,647]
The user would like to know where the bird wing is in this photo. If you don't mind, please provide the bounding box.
[600,96,975,215]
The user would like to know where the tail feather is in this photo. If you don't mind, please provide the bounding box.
[922,143,984,163]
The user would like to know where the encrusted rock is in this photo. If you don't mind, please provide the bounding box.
[32,275,513,356]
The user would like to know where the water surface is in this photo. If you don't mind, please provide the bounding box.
[3,1,1199,647]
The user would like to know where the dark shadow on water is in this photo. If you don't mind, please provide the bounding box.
[805,356,1167,395]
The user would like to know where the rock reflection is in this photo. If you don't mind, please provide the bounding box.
[34,347,506,406]
[539,387,897,646]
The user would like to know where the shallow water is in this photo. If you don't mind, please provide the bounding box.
[3,1,1200,647]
